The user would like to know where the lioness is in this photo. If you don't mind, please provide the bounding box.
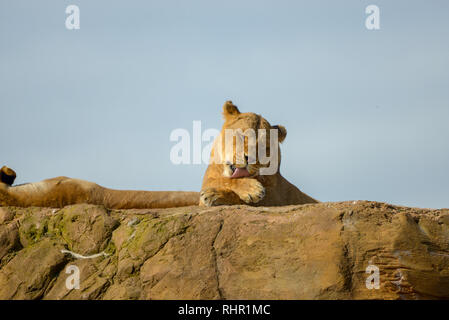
[199,101,317,206]
[0,101,317,208]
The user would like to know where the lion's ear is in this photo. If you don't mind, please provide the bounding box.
[0,166,16,186]
[222,100,240,120]
[272,125,287,143]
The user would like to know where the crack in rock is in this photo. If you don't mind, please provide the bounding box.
[211,219,224,299]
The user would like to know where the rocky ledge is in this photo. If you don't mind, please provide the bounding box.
[0,201,448,300]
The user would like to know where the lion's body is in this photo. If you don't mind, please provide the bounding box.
[0,101,317,209]
[0,176,199,209]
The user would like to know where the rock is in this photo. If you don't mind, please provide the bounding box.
[0,201,448,299]
[44,257,115,300]
[0,221,21,261]
[0,239,67,299]
[50,204,119,256]
[0,207,14,224]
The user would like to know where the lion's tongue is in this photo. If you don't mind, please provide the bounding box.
[231,167,250,179]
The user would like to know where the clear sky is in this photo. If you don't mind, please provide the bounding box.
[1,0,448,208]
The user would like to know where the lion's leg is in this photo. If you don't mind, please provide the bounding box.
[230,178,266,204]
[199,176,266,206]
[201,174,266,206]
[199,188,242,206]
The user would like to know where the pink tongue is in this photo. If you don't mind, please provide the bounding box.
[231,167,250,179]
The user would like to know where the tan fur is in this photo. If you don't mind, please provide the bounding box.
[0,101,317,209]
[199,101,318,206]
[0,168,199,209]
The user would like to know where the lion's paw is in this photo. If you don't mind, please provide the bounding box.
[200,188,224,207]
[235,179,266,204]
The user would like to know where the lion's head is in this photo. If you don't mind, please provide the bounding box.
[210,101,287,179]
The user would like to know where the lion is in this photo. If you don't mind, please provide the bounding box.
[199,101,317,206]
[0,167,199,209]
[0,101,317,209]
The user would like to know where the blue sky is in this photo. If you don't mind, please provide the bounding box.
[1,0,448,208]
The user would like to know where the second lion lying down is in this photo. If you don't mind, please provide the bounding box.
[0,101,317,208]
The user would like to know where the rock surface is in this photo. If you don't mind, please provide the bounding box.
[0,202,448,300]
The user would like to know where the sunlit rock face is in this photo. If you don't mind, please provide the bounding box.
[0,202,448,300]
